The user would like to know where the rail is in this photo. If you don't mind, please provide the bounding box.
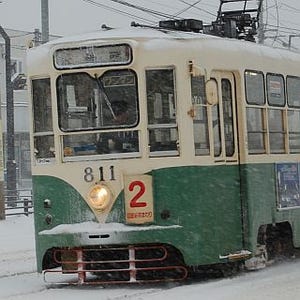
[5,189,33,216]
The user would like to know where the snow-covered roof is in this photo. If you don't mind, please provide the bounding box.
[46,26,215,45]
[26,25,300,76]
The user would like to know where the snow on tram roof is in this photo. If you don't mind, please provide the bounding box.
[33,25,300,59]
[27,25,300,74]
[45,26,214,45]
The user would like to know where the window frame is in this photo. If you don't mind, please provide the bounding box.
[244,70,265,106]
[266,73,286,107]
[287,75,300,108]
[56,69,139,132]
[145,67,179,157]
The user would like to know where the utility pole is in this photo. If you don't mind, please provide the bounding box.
[0,120,4,220]
[41,0,49,43]
[0,0,2,220]
[0,26,16,213]
[257,0,264,44]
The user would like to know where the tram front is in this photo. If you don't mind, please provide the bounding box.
[29,39,188,285]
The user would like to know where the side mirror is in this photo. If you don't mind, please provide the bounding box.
[206,79,218,105]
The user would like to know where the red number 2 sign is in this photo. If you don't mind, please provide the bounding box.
[129,180,147,208]
[124,175,154,224]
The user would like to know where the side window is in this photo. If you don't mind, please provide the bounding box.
[287,76,300,108]
[191,76,209,155]
[245,70,287,155]
[212,104,221,157]
[267,74,285,106]
[268,109,285,154]
[245,71,265,105]
[146,68,178,156]
[288,111,300,153]
[266,74,285,153]
[245,70,266,154]
[32,78,55,161]
[246,108,266,154]
[287,76,300,153]
[222,79,234,156]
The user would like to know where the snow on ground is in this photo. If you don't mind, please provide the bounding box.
[1,215,300,300]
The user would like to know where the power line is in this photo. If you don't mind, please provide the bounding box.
[173,0,203,18]
[179,0,216,19]
[106,0,177,19]
[281,3,300,13]
[82,0,300,48]
[266,23,300,34]
[82,0,154,24]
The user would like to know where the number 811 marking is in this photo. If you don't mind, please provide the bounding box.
[84,166,115,182]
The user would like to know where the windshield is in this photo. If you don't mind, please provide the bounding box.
[57,69,138,131]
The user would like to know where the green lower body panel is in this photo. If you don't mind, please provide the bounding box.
[34,164,245,272]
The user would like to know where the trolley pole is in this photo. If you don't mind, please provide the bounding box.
[0,26,17,210]
[41,0,49,43]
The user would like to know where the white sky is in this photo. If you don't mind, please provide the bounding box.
[1,0,300,48]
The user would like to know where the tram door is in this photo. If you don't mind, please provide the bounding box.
[210,71,243,256]
[211,71,239,163]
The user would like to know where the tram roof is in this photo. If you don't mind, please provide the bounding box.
[27,26,300,75]
[45,26,216,45]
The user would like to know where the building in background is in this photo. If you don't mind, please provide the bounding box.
[0,28,58,189]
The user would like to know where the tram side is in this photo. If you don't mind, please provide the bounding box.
[215,39,300,265]
[27,29,300,284]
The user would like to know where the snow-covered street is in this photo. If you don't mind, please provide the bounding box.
[1,215,300,300]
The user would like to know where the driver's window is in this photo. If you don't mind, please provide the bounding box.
[57,70,139,131]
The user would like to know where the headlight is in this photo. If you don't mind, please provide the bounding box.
[88,184,112,211]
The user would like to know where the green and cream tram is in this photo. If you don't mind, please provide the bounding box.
[27,23,300,284]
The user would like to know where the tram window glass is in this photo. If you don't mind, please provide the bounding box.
[62,131,139,157]
[246,108,266,154]
[57,70,138,131]
[57,69,140,157]
[191,75,209,155]
[287,76,300,108]
[212,105,222,156]
[288,110,300,153]
[32,78,55,161]
[245,70,265,105]
[146,68,178,155]
[266,74,285,106]
[34,135,55,159]
[268,109,285,153]
[32,78,52,132]
[222,79,235,156]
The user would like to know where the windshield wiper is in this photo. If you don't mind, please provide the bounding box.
[94,74,116,119]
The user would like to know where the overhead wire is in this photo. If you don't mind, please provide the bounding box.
[179,0,216,20]
[173,0,203,18]
[81,0,300,49]
[81,0,154,25]
[263,0,300,46]
[281,3,300,13]
[107,0,177,19]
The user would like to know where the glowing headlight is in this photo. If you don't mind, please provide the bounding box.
[88,184,112,211]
